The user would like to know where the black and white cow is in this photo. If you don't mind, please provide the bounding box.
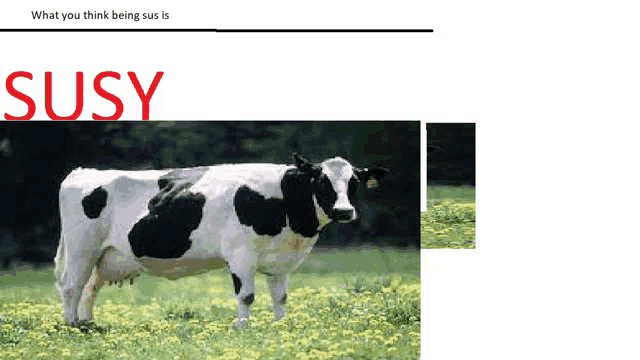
[55,154,389,327]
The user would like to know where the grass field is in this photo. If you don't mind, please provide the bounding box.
[421,186,476,249]
[0,248,420,360]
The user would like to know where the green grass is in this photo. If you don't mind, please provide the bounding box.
[421,186,476,249]
[0,248,419,360]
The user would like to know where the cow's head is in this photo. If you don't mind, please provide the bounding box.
[293,153,390,223]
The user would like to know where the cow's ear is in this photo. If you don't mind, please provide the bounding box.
[354,167,391,181]
[293,153,321,177]
[354,167,391,189]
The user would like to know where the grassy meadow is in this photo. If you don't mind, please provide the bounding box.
[0,248,420,360]
[421,186,476,249]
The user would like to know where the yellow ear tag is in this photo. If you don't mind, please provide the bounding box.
[366,178,379,189]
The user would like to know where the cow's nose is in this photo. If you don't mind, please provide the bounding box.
[333,208,354,221]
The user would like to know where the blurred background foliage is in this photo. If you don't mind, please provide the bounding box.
[0,121,419,269]
[427,123,476,185]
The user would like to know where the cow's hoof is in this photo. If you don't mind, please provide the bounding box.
[65,317,79,327]
[273,311,285,321]
[75,320,105,333]
[68,318,96,327]
[235,318,249,328]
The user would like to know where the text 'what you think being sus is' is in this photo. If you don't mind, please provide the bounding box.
[31,10,169,22]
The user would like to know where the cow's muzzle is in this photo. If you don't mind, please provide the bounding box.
[331,208,355,222]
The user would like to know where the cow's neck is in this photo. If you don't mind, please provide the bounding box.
[312,195,331,230]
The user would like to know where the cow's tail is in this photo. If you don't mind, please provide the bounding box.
[54,235,65,299]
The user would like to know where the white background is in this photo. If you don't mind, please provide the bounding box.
[3,0,640,359]
[422,1,640,359]
[0,0,432,119]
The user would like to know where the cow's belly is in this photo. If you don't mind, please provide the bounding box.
[98,246,227,281]
[97,247,145,282]
[138,256,227,280]
[252,232,319,275]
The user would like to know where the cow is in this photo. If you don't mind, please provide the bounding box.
[54,154,390,328]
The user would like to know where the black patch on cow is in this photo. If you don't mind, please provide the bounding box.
[232,273,242,295]
[127,168,207,259]
[280,169,319,237]
[281,294,287,304]
[314,174,343,218]
[82,186,107,219]
[243,293,255,306]
[156,167,209,190]
[82,186,108,219]
[234,185,287,236]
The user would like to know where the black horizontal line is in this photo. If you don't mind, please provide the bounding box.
[0,28,433,33]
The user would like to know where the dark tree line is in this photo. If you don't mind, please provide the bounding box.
[0,121,420,268]
[427,123,476,185]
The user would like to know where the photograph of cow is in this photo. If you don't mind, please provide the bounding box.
[0,121,420,330]
[57,153,392,327]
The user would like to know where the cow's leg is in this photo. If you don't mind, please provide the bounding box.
[78,268,106,322]
[229,268,256,328]
[62,257,95,326]
[267,273,288,321]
